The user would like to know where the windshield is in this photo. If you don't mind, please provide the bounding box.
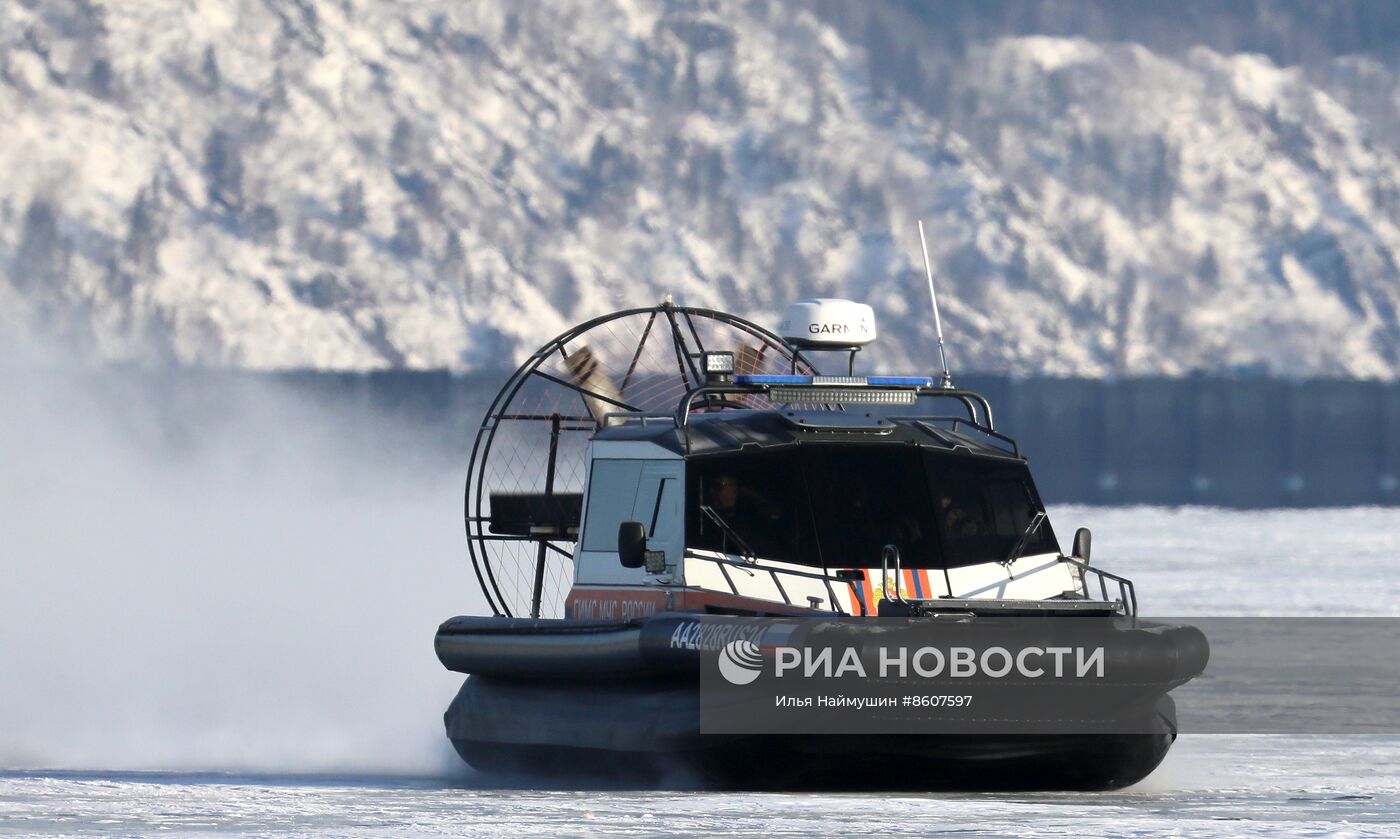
[687,445,1057,569]
[928,462,1057,567]
[689,448,816,563]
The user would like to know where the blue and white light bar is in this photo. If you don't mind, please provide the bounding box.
[734,374,936,388]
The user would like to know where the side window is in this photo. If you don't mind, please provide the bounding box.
[581,460,644,551]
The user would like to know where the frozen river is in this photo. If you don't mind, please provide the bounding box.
[4,442,1400,837]
[3,735,1399,837]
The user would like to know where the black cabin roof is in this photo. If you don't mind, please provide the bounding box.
[592,409,1024,461]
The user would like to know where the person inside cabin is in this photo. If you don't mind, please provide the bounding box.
[706,472,741,514]
[702,472,757,551]
[941,491,989,539]
[701,469,788,559]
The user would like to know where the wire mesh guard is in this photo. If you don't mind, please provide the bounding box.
[465,303,811,618]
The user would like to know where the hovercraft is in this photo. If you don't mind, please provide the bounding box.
[436,296,1208,791]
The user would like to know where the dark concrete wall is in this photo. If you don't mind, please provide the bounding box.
[956,374,1400,507]
[76,368,1400,508]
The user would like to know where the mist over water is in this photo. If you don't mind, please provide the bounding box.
[0,364,487,775]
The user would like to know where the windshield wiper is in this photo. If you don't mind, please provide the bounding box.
[1001,511,1047,566]
[699,505,758,563]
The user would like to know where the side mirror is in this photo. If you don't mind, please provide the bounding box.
[618,521,647,569]
[1072,527,1092,563]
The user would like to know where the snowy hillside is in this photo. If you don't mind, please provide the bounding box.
[3,0,1400,377]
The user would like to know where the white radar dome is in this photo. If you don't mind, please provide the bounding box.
[779,299,877,348]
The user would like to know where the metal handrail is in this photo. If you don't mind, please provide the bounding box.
[681,548,1136,617]
[880,544,905,605]
[683,549,854,615]
[1064,557,1138,616]
[938,418,1020,458]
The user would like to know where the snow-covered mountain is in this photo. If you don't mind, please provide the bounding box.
[3,0,1400,377]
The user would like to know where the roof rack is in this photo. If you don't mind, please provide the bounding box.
[675,375,997,431]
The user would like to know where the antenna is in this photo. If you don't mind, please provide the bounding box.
[917,220,954,389]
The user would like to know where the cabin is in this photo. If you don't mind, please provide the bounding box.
[483,299,1132,621]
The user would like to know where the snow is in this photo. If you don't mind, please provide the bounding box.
[1225,53,1299,110]
[2,736,1398,836]
[1005,36,1103,74]
[4,4,1400,379]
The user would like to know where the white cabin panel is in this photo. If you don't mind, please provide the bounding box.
[574,454,684,586]
[946,553,1078,600]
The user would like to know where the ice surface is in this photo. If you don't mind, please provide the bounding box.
[2,736,1399,836]
[1049,505,1400,616]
